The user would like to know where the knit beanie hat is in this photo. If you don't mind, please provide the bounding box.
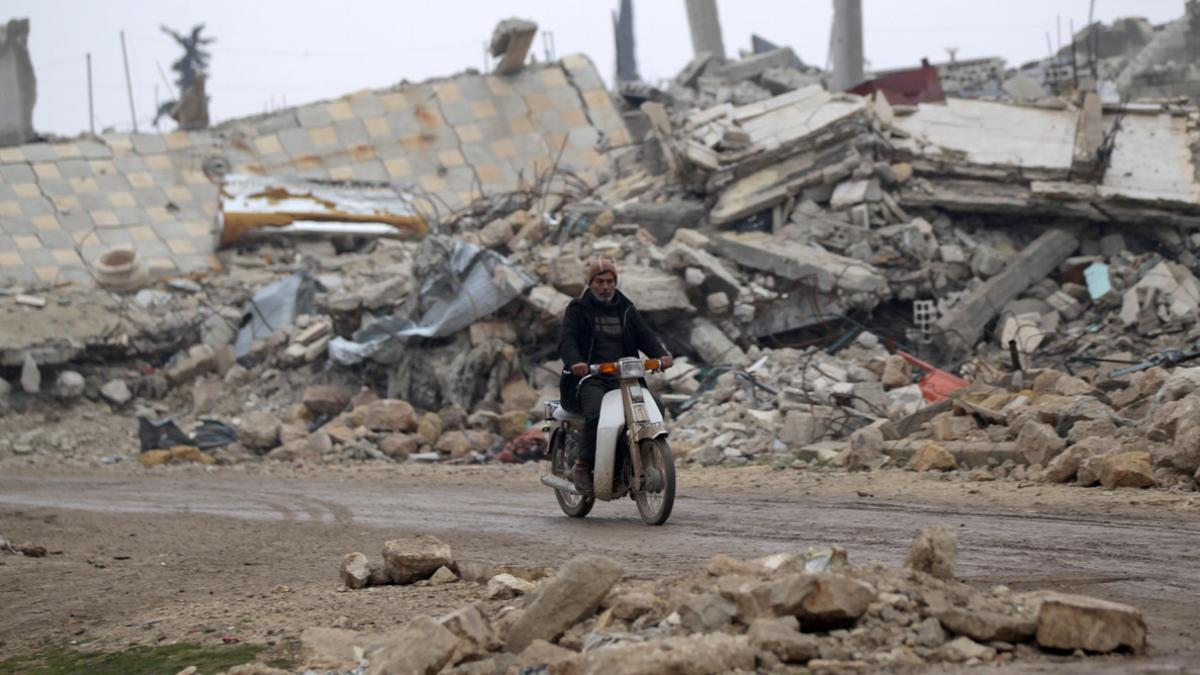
[586,257,618,284]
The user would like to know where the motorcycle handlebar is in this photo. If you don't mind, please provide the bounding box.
[588,359,669,375]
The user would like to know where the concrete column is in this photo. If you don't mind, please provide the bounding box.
[685,0,726,61]
[0,19,36,146]
[829,0,864,92]
[614,0,639,82]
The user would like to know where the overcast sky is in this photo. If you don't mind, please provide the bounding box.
[6,0,1187,137]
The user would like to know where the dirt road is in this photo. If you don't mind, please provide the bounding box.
[2,464,1198,672]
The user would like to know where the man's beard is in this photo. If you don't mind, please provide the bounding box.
[594,289,615,303]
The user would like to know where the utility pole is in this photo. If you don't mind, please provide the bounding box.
[120,30,138,132]
[86,52,95,135]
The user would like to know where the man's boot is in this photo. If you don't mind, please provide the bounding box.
[572,459,593,496]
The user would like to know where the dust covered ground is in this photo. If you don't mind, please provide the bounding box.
[2,462,1199,673]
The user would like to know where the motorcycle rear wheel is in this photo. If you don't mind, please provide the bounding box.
[551,430,594,518]
[634,438,675,525]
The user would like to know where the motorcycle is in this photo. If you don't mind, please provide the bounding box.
[540,357,676,525]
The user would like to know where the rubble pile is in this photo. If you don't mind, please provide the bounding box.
[309,530,1146,674]
[3,19,1200,494]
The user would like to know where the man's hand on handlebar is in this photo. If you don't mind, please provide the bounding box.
[661,356,673,370]
[570,362,589,377]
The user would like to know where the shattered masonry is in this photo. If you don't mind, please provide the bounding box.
[0,54,625,285]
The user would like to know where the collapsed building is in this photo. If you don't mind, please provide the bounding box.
[1,9,1200,492]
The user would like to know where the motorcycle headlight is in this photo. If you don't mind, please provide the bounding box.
[619,360,645,378]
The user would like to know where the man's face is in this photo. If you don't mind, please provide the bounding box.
[589,271,617,303]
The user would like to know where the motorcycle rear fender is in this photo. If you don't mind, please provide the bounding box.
[593,388,663,501]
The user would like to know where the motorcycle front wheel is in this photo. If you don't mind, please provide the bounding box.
[634,438,675,525]
[551,430,594,518]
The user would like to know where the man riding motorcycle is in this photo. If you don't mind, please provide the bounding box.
[558,258,672,496]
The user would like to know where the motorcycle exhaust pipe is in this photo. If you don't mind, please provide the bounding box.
[540,473,581,495]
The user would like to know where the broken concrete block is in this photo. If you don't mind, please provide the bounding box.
[303,384,354,416]
[526,285,571,319]
[970,245,1006,278]
[505,555,622,652]
[1045,290,1084,321]
[489,18,538,75]
[1033,592,1146,654]
[708,232,888,299]
[439,604,495,664]
[1016,421,1066,466]
[748,617,819,663]
[382,535,453,585]
[678,592,737,633]
[619,268,696,315]
[165,344,217,385]
[366,615,459,675]
[688,318,746,366]
[486,573,536,600]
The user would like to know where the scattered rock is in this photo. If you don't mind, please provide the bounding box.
[429,566,460,584]
[505,554,623,652]
[300,627,363,672]
[366,615,459,675]
[238,411,282,451]
[1097,451,1156,489]
[904,526,957,579]
[340,552,372,589]
[55,370,85,399]
[1017,421,1066,465]
[382,535,453,585]
[100,379,132,405]
[439,604,496,665]
[303,384,354,416]
[939,636,996,662]
[1033,592,1146,654]
[748,616,819,663]
[486,573,536,600]
[20,353,40,393]
[357,399,417,432]
[907,443,956,472]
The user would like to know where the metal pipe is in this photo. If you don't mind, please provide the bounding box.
[86,52,94,135]
[119,30,137,132]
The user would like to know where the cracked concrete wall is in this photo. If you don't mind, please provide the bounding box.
[0,54,627,288]
[0,19,37,147]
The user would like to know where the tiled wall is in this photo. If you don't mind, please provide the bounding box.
[0,54,627,287]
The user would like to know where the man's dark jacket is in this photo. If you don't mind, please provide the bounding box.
[558,289,667,411]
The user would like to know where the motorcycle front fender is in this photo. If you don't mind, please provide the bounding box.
[594,389,664,500]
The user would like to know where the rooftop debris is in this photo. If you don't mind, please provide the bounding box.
[218,174,428,247]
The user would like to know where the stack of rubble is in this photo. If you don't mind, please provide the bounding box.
[5,22,1200,493]
[302,530,1146,674]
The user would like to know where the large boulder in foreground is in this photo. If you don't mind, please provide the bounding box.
[505,555,622,652]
